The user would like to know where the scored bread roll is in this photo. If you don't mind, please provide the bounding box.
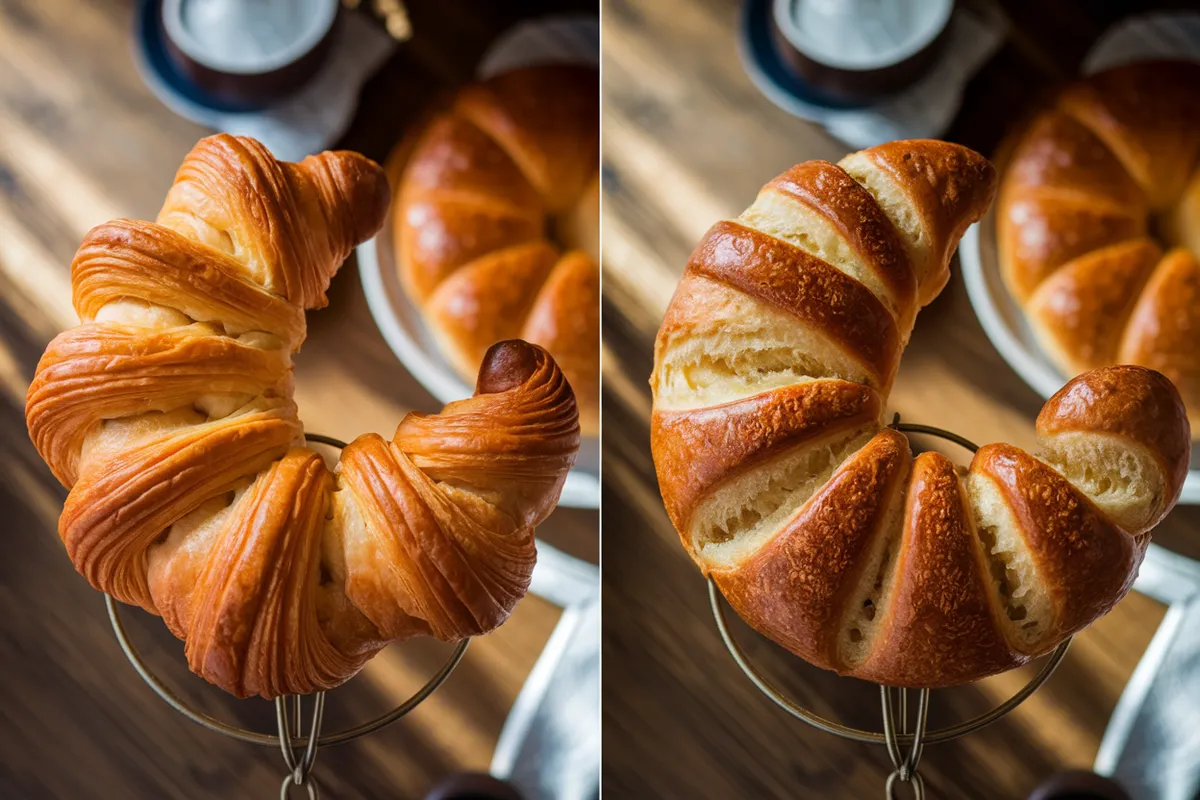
[393,64,600,435]
[999,60,1200,434]
[650,139,1190,687]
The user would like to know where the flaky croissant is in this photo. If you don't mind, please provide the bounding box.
[26,134,580,698]
[651,140,1190,687]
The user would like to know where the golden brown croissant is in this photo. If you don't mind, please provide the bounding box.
[650,139,1190,688]
[999,60,1200,434]
[26,134,580,698]
[392,64,600,435]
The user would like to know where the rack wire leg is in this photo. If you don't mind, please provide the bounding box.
[276,692,326,799]
[882,686,929,799]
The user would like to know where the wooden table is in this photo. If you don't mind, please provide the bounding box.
[601,1,1200,798]
[0,2,596,797]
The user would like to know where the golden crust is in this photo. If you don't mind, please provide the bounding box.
[766,161,917,318]
[1001,110,1146,210]
[998,192,1144,302]
[854,453,1020,687]
[686,221,901,389]
[650,139,1190,687]
[849,139,997,304]
[1026,238,1161,373]
[969,444,1145,641]
[713,429,910,670]
[651,379,882,537]
[393,65,599,433]
[998,61,1200,429]
[1057,60,1200,209]
[25,136,580,698]
[1117,250,1200,434]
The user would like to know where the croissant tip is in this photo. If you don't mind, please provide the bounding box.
[317,150,390,244]
[346,154,391,243]
[477,340,544,395]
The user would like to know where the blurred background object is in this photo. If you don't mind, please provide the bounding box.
[357,14,602,510]
[739,0,1006,147]
[601,0,1200,797]
[136,0,396,160]
[0,1,597,798]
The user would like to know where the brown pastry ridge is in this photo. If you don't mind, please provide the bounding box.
[998,60,1200,434]
[650,139,1190,687]
[26,134,580,698]
[393,64,600,435]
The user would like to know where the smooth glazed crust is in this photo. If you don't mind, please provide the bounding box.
[854,453,1020,686]
[1057,60,1200,209]
[1037,364,1191,500]
[650,139,1190,687]
[841,139,997,304]
[393,64,600,435]
[24,135,581,698]
[685,221,902,388]
[998,61,1200,431]
[1025,238,1161,373]
[713,430,910,669]
[651,379,882,537]
[968,444,1144,638]
[1117,250,1200,433]
[766,161,917,319]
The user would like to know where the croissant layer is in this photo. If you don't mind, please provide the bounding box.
[27,135,579,698]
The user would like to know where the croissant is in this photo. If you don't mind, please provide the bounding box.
[25,134,580,698]
[650,140,1190,687]
[392,64,600,435]
[999,60,1200,434]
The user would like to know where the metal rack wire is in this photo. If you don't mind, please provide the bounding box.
[707,416,1073,799]
[105,433,469,799]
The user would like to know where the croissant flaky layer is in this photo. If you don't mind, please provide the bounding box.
[650,139,1190,687]
[26,134,580,698]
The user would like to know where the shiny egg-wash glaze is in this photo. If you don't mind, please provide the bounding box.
[650,139,1190,688]
[1000,60,1200,435]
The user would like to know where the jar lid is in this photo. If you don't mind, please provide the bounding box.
[772,0,953,72]
[162,0,337,75]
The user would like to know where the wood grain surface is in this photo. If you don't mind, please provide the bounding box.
[0,1,596,798]
[600,0,1199,798]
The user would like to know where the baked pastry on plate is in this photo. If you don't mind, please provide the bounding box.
[998,60,1200,435]
[390,64,600,435]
